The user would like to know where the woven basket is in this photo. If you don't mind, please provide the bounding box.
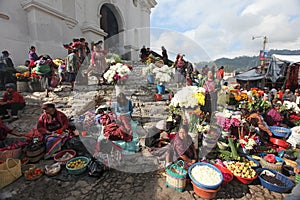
[260,158,283,172]
[0,158,21,189]
[282,158,297,168]
[165,160,187,192]
[0,148,22,160]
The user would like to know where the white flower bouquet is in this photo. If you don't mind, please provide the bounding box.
[142,63,156,76]
[103,63,133,84]
[105,53,123,64]
[153,65,173,83]
[170,86,206,108]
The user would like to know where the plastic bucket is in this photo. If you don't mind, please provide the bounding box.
[17,81,28,92]
[157,84,165,94]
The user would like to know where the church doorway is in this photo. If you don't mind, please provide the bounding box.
[100,4,122,55]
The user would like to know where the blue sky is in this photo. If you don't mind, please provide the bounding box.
[150,0,300,63]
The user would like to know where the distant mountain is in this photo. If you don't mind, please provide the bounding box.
[196,49,300,72]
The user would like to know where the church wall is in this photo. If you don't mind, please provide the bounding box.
[0,0,156,65]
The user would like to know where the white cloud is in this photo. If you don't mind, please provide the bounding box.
[150,0,300,62]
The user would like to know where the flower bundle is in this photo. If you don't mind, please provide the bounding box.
[53,58,64,67]
[103,63,133,84]
[281,101,300,113]
[153,65,173,83]
[142,63,156,76]
[239,135,257,150]
[15,72,31,82]
[170,86,206,108]
[105,53,123,64]
[30,72,41,82]
[215,110,241,131]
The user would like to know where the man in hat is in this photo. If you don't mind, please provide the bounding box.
[0,83,26,120]
[145,120,167,148]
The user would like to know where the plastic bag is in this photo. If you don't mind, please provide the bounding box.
[88,157,105,177]
[50,75,59,88]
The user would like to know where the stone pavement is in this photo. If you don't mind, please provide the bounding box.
[0,62,290,199]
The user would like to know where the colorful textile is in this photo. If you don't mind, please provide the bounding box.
[44,132,69,159]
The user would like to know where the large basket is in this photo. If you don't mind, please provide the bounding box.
[0,158,22,189]
[165,160,187,192]
[269,126,291,138]
[260,156,283,173]
[257,168,295,193]
[0,148,22,160]
[66,156,89,175]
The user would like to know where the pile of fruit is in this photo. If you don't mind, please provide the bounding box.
[226,161,257,179]
[24,167,43,180]
[67,159,87,169]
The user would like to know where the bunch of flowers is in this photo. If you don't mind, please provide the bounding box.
[170,86,206,108]
[30,72,41,82]
[215,110,241,131]
[247,88,271,111]
[142,63,156,76]
[52,58,64,67]
[153,65,173,83]
[281,101,300,113]
[187,108,207,133]
[15,72,31,82]
[239,135,257,150]
[105,53,123,64]
[103,63,133,84]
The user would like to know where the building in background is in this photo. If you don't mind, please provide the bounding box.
[0,0,156,64]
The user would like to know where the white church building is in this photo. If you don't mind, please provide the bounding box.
[0,0,157,65]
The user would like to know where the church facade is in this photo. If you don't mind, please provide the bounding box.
[0,0,157,64]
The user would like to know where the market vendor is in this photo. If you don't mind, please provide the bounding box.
[166,125,197,168]
[246,107,272,138]
[265,103,283,126]
[23,102,72,159]
[0,83,26,121]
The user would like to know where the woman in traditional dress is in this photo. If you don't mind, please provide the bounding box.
[85,41,108,85]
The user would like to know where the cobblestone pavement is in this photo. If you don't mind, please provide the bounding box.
[0,62,290,199]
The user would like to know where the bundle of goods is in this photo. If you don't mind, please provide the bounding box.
[257,168,295,193]
[165,160,187,192]
[225,161,257,184]
[188,162,223,199]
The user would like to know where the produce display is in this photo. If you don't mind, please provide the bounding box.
[226,162,257,178]
[261,174,286,187]
[191,165,222,186]
[67,159,87,169]
[241,158,259,168]
[24,167,43,180]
